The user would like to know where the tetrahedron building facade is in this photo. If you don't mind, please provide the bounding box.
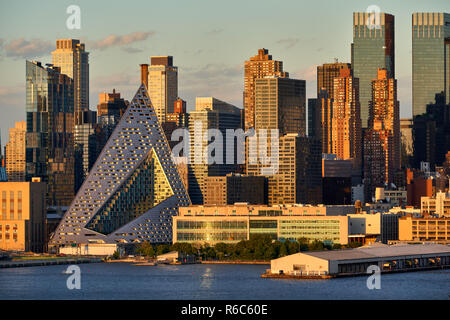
[50,84,190,247]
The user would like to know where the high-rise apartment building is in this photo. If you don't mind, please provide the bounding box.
[318,89,333,153]
[331,68,362,166]
[5,121,26,182]
[51,39,89,112]
[352,12,395,128]
[147,56,178,124]
[254,76,306,136]
[243,49,288,130]
[163,98,189,151]
[364,69,400,200]
[74,110,102,192]
[245,73,320,204]
[49,84,190,248]
[412,13,450,116]
[317,61,351,100]
[188,98,242,204]
[96,89,128,141]
[26,61,74,207]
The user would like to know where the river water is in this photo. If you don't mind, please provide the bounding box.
[0,263,448,299]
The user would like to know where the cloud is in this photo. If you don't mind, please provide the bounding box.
[276,38,300,49]
[122,47,143,54]
[91,31,155,50]
[180,64,244,109]
[89,72,139,106]
[3,38,53,59]
[293,64,318,82]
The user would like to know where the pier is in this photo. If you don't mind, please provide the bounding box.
[0,257,102,268]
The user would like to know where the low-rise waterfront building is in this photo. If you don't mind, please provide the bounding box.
[268,243,450,276]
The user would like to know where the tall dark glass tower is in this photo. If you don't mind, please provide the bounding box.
[412,12,450,117]
[352,12,395,128]
[26,60,74,207]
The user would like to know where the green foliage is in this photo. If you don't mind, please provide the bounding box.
[309,240,325,251]
[112,250,120,260]
[170,242,196,255]
[156,244,171,256]
[136,237,347,262]
[349,241,363,248]
[136,241,155,257]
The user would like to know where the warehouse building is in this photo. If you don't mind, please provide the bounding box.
[269,244,450,276]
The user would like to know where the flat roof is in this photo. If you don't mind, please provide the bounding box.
[302,244,450,261]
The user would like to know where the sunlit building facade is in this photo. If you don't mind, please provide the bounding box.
[364,69,400,200]
[244,49,288,130]
[5,121,26,182]
[0,178,46,252]
[331,69,362,166]
[51,39,89,112]
[148,56,178,124]
[173,204,354,245]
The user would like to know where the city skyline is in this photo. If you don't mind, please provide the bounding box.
[0,0,449,144]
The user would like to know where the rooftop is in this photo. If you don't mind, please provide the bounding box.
[302,244,450,261]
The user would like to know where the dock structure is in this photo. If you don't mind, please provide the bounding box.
[265,244,450,279]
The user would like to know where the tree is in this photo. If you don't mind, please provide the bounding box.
[136,241,155,257]
[156,244,170,256]
[112,250,120,260]
[279,242,288,257]
[309,240,324,251]
[297,237,309,251]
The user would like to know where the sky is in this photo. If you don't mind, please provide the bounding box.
[0,0,448,146]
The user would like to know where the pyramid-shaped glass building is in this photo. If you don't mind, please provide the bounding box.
[50,84,190,247]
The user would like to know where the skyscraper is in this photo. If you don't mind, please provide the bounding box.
[352,12,395,128]
[26,60,74,207]
[96,89,128,142]
[412,12,450,116]
[318,88,333,154]
[246,74,321,204]
[188,97,242,204]
[243,49,288,130]
[5,121,26,182]
[148,56,178,124]
[364,69,400,200]
[51,39,89,112]
[331,68,362,166]
[49,84,190,248]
